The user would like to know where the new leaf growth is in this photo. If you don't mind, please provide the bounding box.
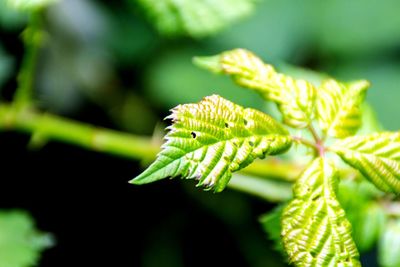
[134,48,400,267]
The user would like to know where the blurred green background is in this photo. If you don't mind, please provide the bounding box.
[1,0,400,266]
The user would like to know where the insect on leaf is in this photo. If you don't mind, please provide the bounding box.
[281,158,360,267]
[194,49,316,128]
[316,79,370,138]
[131,95,292,192]
[332,132,400,193]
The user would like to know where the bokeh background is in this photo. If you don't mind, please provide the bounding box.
[1,0,400,266]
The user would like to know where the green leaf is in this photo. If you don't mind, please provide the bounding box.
[6,0,58,11]
[131,95,292,192]
[260,205,286,254]
[281,158,360,267]
[338,179,386,252]
[135,0,255,38]
[0,210,53,267]
[195,49,316,128]
[332,132,400,193]
[378,218,400,267]
[316,79,369,138]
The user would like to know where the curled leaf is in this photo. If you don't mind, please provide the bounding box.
[131,95,292,192]
[332,132,400,193]
[281,158,360,267]
[195,49,315,128]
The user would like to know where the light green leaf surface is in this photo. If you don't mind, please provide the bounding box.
[135,0,254,38]
[131,95,292,192]
[379,218,400,267]
[195,49,316,128]
[281,158,360,267]
[0,210,53,267]
[316,79,369,138]
[332,132,400,193]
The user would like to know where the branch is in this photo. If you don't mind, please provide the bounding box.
[0,104,159,161]
[229,173,292,202]
[14,11,44,108]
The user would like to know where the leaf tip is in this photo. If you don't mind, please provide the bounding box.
[129,165,166,185]
[129,176,145,185]
[193,55,222,73]
[349,79,371,92]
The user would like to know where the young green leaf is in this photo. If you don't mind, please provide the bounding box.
[332,132,400,193]
[135,0,254,38]
[281,158,360,267]
[316,79,370,138]
[195,49,316,128]
[131,95,292,192]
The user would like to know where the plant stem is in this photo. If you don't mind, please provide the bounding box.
[0,104,159,161]
[292,136,317,150]
[307,123,321,143]
[242,159,303,182]
[14,11,43,108]
[307,124,325,157]
[229,173,292,202]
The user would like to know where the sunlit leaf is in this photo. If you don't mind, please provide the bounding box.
[135,0,255,38]
[281,158,360,267]
[131,95,292,192]
[378,218,400,267]
[0,210,53,267]
[195,49,316,128]
[332,132,400,193]
[316,79,369,138]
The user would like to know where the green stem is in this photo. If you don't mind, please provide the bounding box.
[242,159,303,182]
[307,124,326,157]
[292,136,317,151]
[14,11,43,108]
[307,124,321,143]
[0,104,159,161]
[229,174,292,202]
